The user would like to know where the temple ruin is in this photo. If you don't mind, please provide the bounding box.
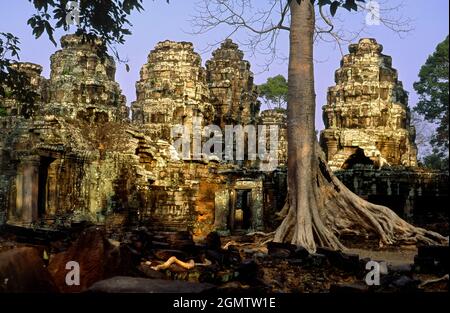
[320,38,418,170]
[0,35,287,240]
[320,38,447,224]
[0,36,446,239]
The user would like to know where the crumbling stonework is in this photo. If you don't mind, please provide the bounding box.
[1,35,444,241]
[131,41,214,141]
[45,35,128,122]
[320,38,418,171]
[0,35,287,241]
[0,62,46,117]
[206,39,260,128]
[320,38,447,225]
[260,109,287,168]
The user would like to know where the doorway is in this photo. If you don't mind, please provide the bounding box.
[233,189,252,230]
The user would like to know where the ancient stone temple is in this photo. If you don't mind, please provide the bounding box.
[131,41,214,141]
[44,35,128,122]
[320,38,418,171]
[0,34,287,239]
[206,39,260,128]
[2,34,444,240]
[319,38,447,225]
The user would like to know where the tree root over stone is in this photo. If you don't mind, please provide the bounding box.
[273,147,449,253]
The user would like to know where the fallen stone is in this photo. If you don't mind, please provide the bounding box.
[292,246,309,259]
[388,263,412,273]
[205,249,225,264]
[317,247,360,272]
[237,259,258,283]
[287,259,305,266]
[306,253,328,267]
[87,276,216,293]
[205,232,222,250]
[151,241,170,248]
[0,247,57,293]
[391,275,419,289]
[216,270,237,283]
[47,227,132,293]
[224,246,242,266]
[137,263,167,279]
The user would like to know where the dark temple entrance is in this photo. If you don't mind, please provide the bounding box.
[233,189,252,230]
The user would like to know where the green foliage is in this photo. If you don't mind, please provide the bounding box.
[0,32,37,118]
[0,107,7,117]
[258,75,288,109]
[413,36,449,156]
[291,0,365,16]
[421,150,449,171]
[26,0,145,47]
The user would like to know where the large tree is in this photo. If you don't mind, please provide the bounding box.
[413,35,449,165]
[193,0,448,252]
[259,75,288,109]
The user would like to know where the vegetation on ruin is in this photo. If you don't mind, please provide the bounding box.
[0,0,447,253]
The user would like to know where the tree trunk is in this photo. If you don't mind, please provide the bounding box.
[274,0,448,253]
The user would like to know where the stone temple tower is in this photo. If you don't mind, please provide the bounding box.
[320,38,417,170]
[131,41,214,141]
[45,34,127,122]
[206,39,260,128]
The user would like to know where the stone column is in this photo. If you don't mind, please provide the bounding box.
[14,156,40,224]
[46,159,59,216]
[214,189,230,230]
[251,184,264,231]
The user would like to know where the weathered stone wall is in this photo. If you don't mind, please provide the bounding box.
[320,38,418,171]
[5,35,443,241]
[335,168,448,224]
[260,109,288,168]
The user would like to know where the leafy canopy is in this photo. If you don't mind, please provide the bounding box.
[26,0,145,47]
[421,150,449,171]
[0,32,38,118]
[413,35,449,156]
[258,75,288,109]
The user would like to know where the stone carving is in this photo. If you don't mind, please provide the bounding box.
[206,39,260,128]
[131,40,214,141]
[320,38,418,171]
[45,34,128,121]
[1,35,444,240]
